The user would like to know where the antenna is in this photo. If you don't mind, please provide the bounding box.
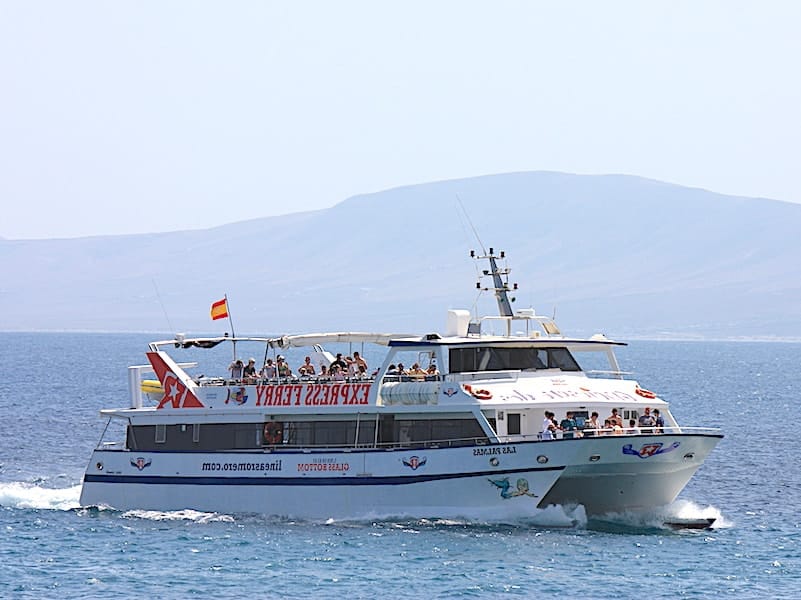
[152,278,175,333]
[455,193,486,255]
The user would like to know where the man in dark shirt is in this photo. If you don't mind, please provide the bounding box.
[560,411,578,439]
[653,408,665,433]
[638,406,656,432]
[330,353,348,371]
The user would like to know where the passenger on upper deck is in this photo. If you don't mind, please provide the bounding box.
[330,364,345,381]
[229,359,244,380]
[298,356,316,376]
[276,355,292,378]
[396,362,406,375]
[331,353,348,371]
[345,356,356,377]
[426,364,439,377]
[627,419,641,434]
[261,358,277,379]
[408,363,427,378]
[243,358,258,381]
[353,351,367,372]
[319,364,330,380]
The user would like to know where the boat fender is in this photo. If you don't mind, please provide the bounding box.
[140,379,164,394]
[635,386,657,399]
[263,422,283,446]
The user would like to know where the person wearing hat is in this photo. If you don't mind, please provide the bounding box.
[276,355,292,378]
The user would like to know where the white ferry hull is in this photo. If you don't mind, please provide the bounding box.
[80,442,575,519]
[537,433,723,515]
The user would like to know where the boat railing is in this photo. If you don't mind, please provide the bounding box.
[265,435,491,451]
[197,375,380,386]
[534,425,722,440]
[381,374,443,383]
[447,370,520,383]
[584,369,633,378]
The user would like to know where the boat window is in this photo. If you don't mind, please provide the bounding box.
[623,409,639,421]
[285,421,357,447]
[126,415,486,451]
[130,423,265,451]
[448,346,580,373]
[507,413,521,435]
[571,410,589,428]
[379,417,487,448]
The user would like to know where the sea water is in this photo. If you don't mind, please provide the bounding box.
[0,333,799,598]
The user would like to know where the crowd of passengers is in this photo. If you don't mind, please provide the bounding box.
[541,406,666,439]
[226,353,441,383]
[227,351,392,383]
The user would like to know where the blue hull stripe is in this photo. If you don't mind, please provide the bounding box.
[84,465,564,487]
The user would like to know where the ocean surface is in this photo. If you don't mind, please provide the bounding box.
[0,332,799,598]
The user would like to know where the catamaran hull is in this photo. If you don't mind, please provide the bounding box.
[537,433,723,515]
[80,442,575,518]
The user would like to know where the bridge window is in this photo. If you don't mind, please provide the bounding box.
[449,346,580,373]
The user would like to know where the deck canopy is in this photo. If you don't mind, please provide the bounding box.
[150,332,420,352]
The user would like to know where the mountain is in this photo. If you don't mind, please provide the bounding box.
[1,171,800,339]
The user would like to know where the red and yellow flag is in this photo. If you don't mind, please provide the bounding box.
[210,298,229,321]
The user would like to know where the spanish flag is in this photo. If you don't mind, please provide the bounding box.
[210,298,229,321]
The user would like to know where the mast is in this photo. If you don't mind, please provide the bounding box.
[472,247,517,317]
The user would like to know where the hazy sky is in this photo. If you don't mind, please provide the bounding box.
[2,1,799,240]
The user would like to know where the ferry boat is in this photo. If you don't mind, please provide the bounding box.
[80,249,722,518]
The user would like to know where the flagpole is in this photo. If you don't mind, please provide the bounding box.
[225,293,237,360]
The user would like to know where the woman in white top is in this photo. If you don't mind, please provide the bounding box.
[541,411,556,440]
[261,359,277,379]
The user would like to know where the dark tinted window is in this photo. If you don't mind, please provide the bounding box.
[128,416,486,451]
[449,346,580,373]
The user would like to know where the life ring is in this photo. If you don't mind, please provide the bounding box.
[263,422,283,446]
[635,386,657,399]
[463,384,493,400]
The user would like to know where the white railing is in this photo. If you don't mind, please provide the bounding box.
[533,426,722,440]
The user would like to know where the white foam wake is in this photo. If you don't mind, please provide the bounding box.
[662,498,729,528]
[589,498,728,530]
[121,509,235,523]
[0,481,82,511]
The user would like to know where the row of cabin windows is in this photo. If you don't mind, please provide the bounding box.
[127,417,489,452]
[448,346,581,374]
